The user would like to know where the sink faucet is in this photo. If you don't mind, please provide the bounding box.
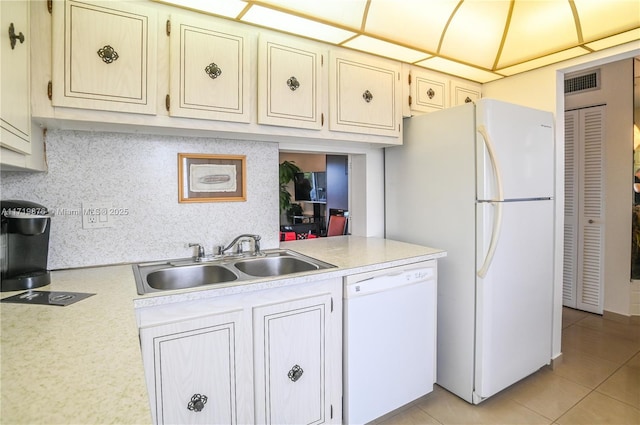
[188,243,205,261]
[218,234,262,256]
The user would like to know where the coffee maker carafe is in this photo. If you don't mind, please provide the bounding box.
[1,200,51,291]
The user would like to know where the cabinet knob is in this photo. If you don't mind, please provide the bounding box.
[427,88,435,99]
[187,393,208,412]
[8,23,25,50]
[205,63,222,79]
[464,96,473,103]
[288,364,304,382]
[287,76,300,91]
[97,45,119,64]
[362,90,373,103]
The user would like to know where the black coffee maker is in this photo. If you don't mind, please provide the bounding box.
[1,200,51,291]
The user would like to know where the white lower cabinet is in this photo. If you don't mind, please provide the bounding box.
[139,309,251,424]
[138,278,342,425]
[253,293,332,424]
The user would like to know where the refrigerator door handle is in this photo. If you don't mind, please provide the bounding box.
[477,125,504,278]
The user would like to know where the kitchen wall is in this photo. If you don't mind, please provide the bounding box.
[0,130,279,269]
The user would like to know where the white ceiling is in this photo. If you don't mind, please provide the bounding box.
[157,0,640,83]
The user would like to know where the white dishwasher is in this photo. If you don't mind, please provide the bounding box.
[343,260,437,425]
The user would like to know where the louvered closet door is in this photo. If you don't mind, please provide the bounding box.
[563,106,605,314]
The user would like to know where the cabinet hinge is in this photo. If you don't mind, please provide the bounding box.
[165,94,170,111]
[321,113,324,127]
[408,95,412,107]
[47,81,52,100]
[408,71,412,85]
[47,0,52,14]
[166,20,171,36]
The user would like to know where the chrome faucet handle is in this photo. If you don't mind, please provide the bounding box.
[188,243,205,261]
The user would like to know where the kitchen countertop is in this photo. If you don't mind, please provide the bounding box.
[0,236,445,424]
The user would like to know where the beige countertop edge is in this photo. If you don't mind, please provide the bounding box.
[0,236,445,424]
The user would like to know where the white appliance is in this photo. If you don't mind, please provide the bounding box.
[385,99,554,404]
[343,261,437,424]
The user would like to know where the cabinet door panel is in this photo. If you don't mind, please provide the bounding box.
[169,16,250,122]
[0,0,31,154]
[330,52,400,137]
[258,35,323,129]
[451,81,481,106]
[140,310,244,425]
[52,0,157,114]
[412,72,448,113]
[254,295,330,425]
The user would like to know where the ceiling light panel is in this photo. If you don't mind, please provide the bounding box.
[439,0,510,69]
[153,0,247,18]
[573,0,640,42]
[241,5,356,44]
[584,28,640,51]
[498,0,578,69]
[497,47,590,76]
[253,0,367,30]
[415,57,503,83]
[343,35,431,63]
[364,0,459,53]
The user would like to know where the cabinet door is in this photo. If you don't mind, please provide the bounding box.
[409,69,448,114]
[258,35,323,130]
[1,0,31,154]
[51,0,157,115]
[168,15,250,123]
[253,293,333,425]
[451,80,481,106]
[329,51,401,137]
[139,309,250,425]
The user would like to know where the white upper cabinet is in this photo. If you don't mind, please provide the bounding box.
[257,34,324,130]
[329,50,401,138]
[1,0,31,154]
[451,80,481,106]
[51,0,157,114]
[167,14,251,123]
[408,68,449,114]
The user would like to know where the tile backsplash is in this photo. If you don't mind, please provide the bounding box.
[1,130,279,269]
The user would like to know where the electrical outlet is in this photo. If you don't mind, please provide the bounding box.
[82,202,112,229]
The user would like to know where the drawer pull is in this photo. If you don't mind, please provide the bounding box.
[205,62,222,79]
[287,76,300,91]
[97,45,119,64]
[187,393,208,412]
[362,90,373,103]
[288,364,304,382]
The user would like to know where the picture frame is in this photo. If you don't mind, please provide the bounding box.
[178,153,246,203]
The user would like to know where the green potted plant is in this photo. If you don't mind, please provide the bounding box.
[279,160,302,214]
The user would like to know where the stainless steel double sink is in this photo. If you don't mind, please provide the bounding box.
[132,249,336,294]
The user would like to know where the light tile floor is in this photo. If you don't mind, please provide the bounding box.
[374,307,640,425]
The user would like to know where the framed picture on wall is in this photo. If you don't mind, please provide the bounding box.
[178,153,246,203]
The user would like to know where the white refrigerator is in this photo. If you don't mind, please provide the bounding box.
[385,99,555,404]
